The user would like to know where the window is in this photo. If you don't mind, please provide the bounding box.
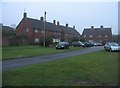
[98,35,102,37]
[105,35,108,37]
[35,29,38,33]
[99,40,102,42]
[65,34,68,36]
[34,38,39,43]
[58,33,61,36]
[53,39,60,43]
[26,28,29,32]
[54,32,57,35]
[89,40,93,42]
[84,35,86,37]
[41,30,44,33]
[53,39,56,43]
[89,35,93,37]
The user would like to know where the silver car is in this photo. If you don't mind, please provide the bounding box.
[104,42,120,52]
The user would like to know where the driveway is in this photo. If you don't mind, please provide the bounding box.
[2,46,104,71]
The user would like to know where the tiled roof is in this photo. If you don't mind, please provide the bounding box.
[82,28,112,36]
[26,18,80,35]
[59,25,80,35]
[27,18,62,32]
[2,26,16,36]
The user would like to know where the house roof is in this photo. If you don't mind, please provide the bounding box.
[59,25,80,35]
[26,18,80,36]
[82,28,112,36]
[2,26,16,36]
[27,18,61,32]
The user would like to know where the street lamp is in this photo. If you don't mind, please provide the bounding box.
[43,11,46,47]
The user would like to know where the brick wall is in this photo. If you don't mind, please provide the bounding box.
[2,36,9,46]
[83,35,112,44]
[16,18,34,44]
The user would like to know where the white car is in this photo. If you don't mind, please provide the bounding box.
[104,42,120,52]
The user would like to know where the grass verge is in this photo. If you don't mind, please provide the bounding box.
[2,50,118,86]
[2,45,85,60]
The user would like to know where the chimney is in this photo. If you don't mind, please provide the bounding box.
[66,23,68,27]
[91,26,94,29]
[23,12,27,18]
[73,25,75,29]
[53,20,56,25]
[40,17,44,21]
[57,21,59,26]
[100,25,103,28]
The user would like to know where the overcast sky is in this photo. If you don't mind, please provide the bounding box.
[1,0,119,35]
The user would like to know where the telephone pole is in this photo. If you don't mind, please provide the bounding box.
[43,11,46,47]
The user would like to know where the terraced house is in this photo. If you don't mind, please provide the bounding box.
[16,12,80,45]
[82,26,112,44]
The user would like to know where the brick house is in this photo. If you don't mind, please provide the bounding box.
[112,34,120,43]
[16,12,80,45]
[2,25,16,46]
[82,26,112,44]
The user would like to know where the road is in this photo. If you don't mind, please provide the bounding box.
[2,46,104,71]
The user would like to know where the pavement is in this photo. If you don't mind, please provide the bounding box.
[2,46,104,71]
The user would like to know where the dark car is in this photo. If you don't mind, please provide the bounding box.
[83,42,94,47]
[56,42,70,49]
[72,41,85,47]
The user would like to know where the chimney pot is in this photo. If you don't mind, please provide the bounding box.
[57,21,59,26]
[40,17,44,21]
[91,26,94,28]
[53,20,56,25]
[66,23,68,27]
[23,12,27,18]
[73,25,75,29]
[100,25,103,28]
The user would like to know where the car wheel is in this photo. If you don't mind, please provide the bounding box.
[110,48,113,52]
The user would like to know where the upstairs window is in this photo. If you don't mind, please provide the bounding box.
[89,35,93,37]
[54,32,57,35]
[84,35,86,37]
[26,28,29,32]
[105,35,108,37]
[35,29,38,33]
[65,34,68,36]
[98,35,102,37]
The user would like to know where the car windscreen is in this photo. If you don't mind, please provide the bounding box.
[59,42,66,45]
[110,43,118,46]
[58,43,65,46]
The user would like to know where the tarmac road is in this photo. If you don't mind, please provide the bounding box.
[2,46,104,71]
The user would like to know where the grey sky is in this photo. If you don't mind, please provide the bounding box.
[2,2,118,34]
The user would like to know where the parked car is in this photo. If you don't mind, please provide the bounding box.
[83,42,94,47]
[72,41,85,47]
[96,42,102,46]
[93,42,102,46]
[56,42,70,49]
[104,42,120,52]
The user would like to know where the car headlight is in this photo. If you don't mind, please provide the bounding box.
[61,46,64,47]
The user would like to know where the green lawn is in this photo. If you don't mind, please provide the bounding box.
[2,45,84,60]
[3,50,118,86]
